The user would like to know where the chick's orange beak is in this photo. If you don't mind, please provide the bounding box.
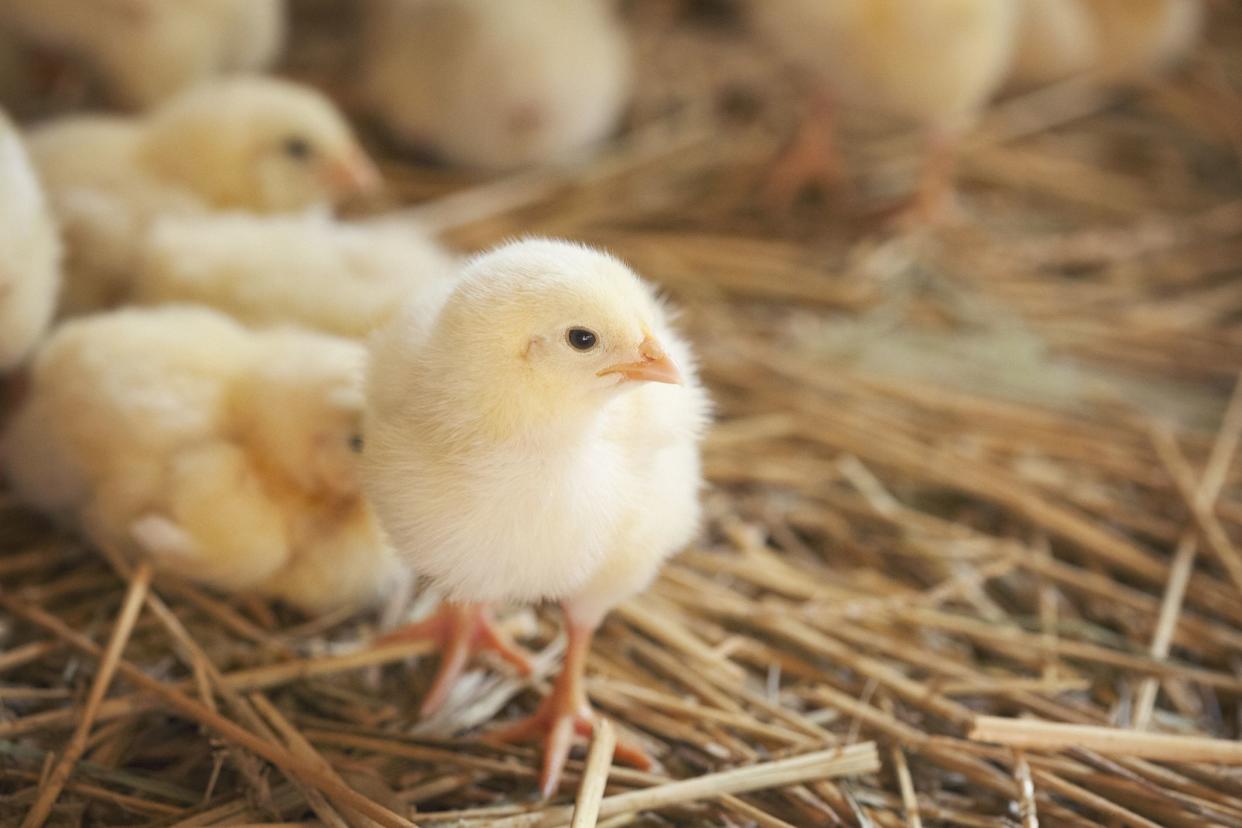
[597,335,682,385]
[325,147,383,199]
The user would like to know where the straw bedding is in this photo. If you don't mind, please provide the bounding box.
[2,1,1242,825]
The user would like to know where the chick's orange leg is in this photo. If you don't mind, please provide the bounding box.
[377,603,533,717]
[763,93,843,209]
[488,618,653,799]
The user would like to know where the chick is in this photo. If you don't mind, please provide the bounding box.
[133,212,459,338]
[359,0,632,169]
[751,0,1020,219]
[363,239,709,796]
[2,305,400,615]
[1008,0,1099,90]
[0,0,286,109]
[1009,0,1203,90]
[0,109,60,371]
[25,77,381,314]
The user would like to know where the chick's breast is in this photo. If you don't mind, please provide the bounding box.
[755,0,1020,126]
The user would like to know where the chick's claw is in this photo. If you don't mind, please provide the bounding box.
[376,603,533,717]
[488,692,653,800]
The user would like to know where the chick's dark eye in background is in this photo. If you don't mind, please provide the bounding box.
[349,434,364,453]
[566,327,598,351]
[283,136,313,160]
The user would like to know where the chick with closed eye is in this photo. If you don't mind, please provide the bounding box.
[363,238,709,797]
[24,76,381,315]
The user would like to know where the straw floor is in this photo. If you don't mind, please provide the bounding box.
[3,2,1242,825]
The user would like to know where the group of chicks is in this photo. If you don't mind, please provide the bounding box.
[0,0,704,798]
[0,0,1208,800]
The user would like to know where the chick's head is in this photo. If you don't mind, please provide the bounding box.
[425,239,680,431]
[234,330,368,497]
[141,77,381,212]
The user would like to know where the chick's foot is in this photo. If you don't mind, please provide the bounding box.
[488,622,653,799]
[762,94,844,210]
[377,603,533,717]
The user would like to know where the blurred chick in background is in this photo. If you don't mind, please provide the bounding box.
[359,0,632,169]
[751,0,1020,220]
[132,213,458,339]
[25,77,381,314]
[0,110,60,371]
[1009,0,1203,90]
[364,239,709,796]
[0,0,285,109]
[1,306,401,615]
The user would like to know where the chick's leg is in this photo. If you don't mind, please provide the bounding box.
[489,614,653,799]
[763,92,843,209]
[377,603,532,717]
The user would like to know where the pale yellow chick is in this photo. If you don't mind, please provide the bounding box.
[363,239,709,796]
[2,306,401,615]
[0,109,60,370]
[25,77,381,314]
[133,212,459,338]
[751,0,1020,218]
[0,0,285,109]
[359,0,632,169]
[1009,0,1203,90]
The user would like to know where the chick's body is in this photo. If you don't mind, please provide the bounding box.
[752,0,1019,215]
[0,0,285,108]
[2,306,400,614]
[134,213,459,338]
[754,0,1019,128]
[1009,0,1202,89]
[25,78,379,315]
[0,110,60,370]
[364,239,707,793]
[360,0,631,169]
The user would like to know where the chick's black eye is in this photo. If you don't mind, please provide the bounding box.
[566,328,598,351]
[348,434,364,453]
[283,136,313,160]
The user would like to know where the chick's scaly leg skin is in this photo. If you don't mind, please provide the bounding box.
[763,93,844,210]
[377,603,533,717]
[489,617,653,799]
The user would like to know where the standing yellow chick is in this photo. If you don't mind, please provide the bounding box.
[25,77,381,314]
[0,0,285,109]
[359,0,632,169]
[0,110,60,371]
[2,306,401,615]
[1009,0,1203,90]
[132,212,458,339]
[751,0,1020,218]
[363,239,709,796]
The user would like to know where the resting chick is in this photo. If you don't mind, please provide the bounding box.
[2,306,400,615]
[751,0,1020,219]
[133,212,458,338]
[363,239,709,796]
[0,109,60,371]
[0,0,285,109]
[359,0,632,169]
[25,77,381,314]
[1009,0,1203,90]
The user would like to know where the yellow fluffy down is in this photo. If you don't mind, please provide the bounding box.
[0,109,60,370]
[0,0,285,108]
[133,212,459,338]
[1,305,403,615]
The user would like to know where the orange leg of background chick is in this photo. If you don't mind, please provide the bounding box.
[488,614,653,799]
[377,603,533,717]
[911,128,960,224]
[763,93,843,209]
